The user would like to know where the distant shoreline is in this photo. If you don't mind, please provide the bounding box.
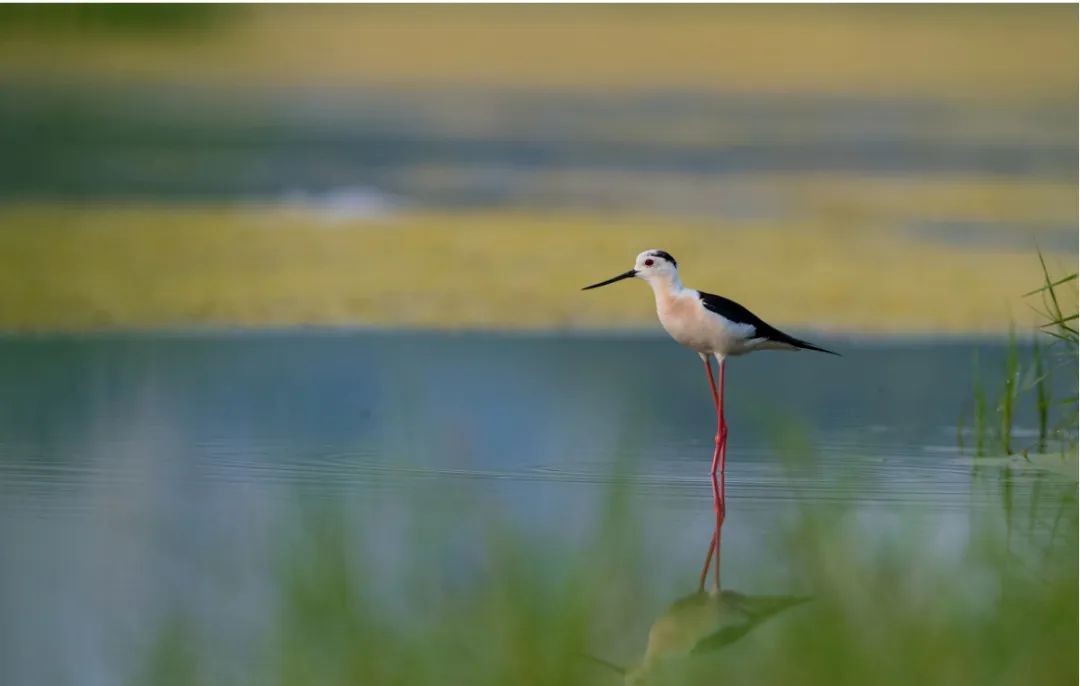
[0,324,1027,343]
[0,5,1073,102]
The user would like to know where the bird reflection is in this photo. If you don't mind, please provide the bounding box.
[594,474,808,684]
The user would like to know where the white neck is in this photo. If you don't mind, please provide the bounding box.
[645,271,684,300]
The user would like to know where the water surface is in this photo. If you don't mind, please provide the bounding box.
[0,332,1073,684]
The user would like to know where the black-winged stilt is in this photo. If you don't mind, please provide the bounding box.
[583,249,837,476]
[586,494,808,684]
[621,584,810,684]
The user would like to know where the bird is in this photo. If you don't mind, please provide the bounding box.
[585,590,809,684]
[584,517,809,685]
[623,588,810,684]
[582,249,837,475]
[583,458,808,685]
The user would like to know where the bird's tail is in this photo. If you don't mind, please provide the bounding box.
[793,338,840,356]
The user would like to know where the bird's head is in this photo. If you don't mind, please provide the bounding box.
[581,249,679,290]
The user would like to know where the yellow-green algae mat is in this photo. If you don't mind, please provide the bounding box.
[0,204,1072,334]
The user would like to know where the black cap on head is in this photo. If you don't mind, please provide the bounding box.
[648,250,677,268]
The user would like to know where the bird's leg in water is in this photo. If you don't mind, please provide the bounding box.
[698,529,717,592]
[699,356,728,591]
[697,472,727,592]
[703,356,728,475]
[711,471,725,589]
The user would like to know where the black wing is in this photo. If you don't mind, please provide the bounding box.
[689,593,812,655]
[698,291,839,355]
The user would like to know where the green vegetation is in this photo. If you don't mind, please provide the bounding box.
[0,4,233,35]
[129,470,1077,686]
[1029,249,1080,347]
[999,328,1020,456]
[1032,337,1049,453]
[963,251,1078,457]
[1027,251,1079,452]
[966,352,989,458]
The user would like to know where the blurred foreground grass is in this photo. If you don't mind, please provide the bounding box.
[0,202,1072,334]
[132,466,1077,686]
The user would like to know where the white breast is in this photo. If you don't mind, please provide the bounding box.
[655,289,758,356]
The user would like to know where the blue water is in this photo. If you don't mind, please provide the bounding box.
[2,83,1075,203]
[0,332,1074,685]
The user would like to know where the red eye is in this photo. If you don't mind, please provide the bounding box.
[644,259,654,267]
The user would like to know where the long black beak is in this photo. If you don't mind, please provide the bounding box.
[581,269,637,290]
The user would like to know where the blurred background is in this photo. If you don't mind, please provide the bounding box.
[0,4,1075,333]
[0,7,1077,686]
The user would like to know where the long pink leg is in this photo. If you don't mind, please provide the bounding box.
[699,357,729,591]
[697,471,727,592]
[711,471,725,589]
[703,356,728,475]
[698,529,717,592]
